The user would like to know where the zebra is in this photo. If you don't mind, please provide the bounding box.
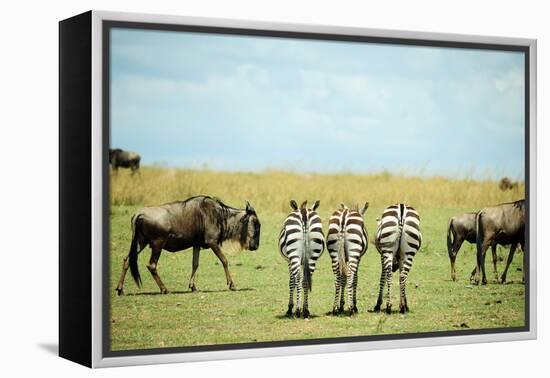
[278,200,325,318]
[327,203,369,315]
[374,204,421,314]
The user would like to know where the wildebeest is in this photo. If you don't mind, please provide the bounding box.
[499,177,519,191]
[447,212,499,282]
[109,148,141,175]
[115,195,261,295]
[474,199,525,285]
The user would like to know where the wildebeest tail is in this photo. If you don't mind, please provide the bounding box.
[129,214,143,287]
[447,219,454,256]
[475,211,484,271]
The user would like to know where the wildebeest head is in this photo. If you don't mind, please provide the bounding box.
[240,201,261,251]
[109,148,122,163]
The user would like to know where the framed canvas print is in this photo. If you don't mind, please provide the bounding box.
[59,10,537,368]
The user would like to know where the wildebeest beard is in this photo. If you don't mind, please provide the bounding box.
[239,214,260,250]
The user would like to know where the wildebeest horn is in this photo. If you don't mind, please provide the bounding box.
[312,200,320,211]
[361,202,369,215]
[290,200,298,210]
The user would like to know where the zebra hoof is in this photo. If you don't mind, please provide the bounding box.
[373,304,381,312]
[385,305,392,315]
[303,309,310,319]
[295,309,302,318]
[399,305,409,314]
[286,306,294,317]
[332,308,339,315]
[352,306,358,314]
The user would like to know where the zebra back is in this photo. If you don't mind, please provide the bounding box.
[375,204,422,257]
[327,204,369,275]
[278,200,325,274]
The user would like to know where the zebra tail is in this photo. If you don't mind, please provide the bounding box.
[302,232,312,292]
[392,223,403,272]
[337,233,348,277]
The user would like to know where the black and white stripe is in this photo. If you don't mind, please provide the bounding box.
[326,203,369,315]
[279,200,325,318]
[374,204,421,314]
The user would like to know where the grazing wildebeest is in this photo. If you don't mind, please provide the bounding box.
[109,148,141,175]
[474,199,525,285]
[447,212,499,282]
[115,195,261,295]
[499,177,518,191]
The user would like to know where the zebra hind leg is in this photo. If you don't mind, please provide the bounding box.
[374,253,389,312]
[295,269,303,318]
[286,267,295,316]
[332,271,342,315]
[338,274,346,313]
[352,264,359,313]
[346,269,355,315]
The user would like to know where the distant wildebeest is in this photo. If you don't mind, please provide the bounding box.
[115,195,261,295]
[109,148,141,175]
[278,200,325,318]
[447,212,499,282]
[327,203,369,315]
[499,177,519,191]
[374,204,421,314]
[474,199,525,285]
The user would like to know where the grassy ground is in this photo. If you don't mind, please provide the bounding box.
[109,167,525,351]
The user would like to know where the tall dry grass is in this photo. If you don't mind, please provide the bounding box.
[110,167,524,214]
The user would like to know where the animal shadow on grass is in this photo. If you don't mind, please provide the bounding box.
[275,313,320,320]
[124,288,255,296]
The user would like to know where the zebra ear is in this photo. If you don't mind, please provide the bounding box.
[300,200,308,209]
[340,203,345,209]
[361,202,369,215]
[290,200,298,210]
[312,200,320,211]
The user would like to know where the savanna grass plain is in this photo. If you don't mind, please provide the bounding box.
[110,167,526,351]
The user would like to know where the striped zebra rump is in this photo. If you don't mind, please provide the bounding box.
[327,203,369,314]
[374,204,421,314]
[279,200,325,318]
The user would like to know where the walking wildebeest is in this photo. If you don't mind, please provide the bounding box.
[115,195,261,295]
[109,148,141,175]
[499,177,519,191]
[447,212,499,282]
[474,199,525,285]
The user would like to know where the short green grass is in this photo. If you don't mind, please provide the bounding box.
[109,169,525,351]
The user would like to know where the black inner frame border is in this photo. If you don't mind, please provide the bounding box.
[102,19,531,358]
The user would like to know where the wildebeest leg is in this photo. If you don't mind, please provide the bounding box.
[475,240,491,285]
[116,242,145,295]
[210,244,235,290]
[115,256,130,296]
[450,237,464,281]
[491,244,499,281]
[500,243,518,284]
[147,241,168,294]
[188,246,200,292]
[521,242,525,283]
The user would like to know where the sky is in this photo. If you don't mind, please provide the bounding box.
[110,28,525,180]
